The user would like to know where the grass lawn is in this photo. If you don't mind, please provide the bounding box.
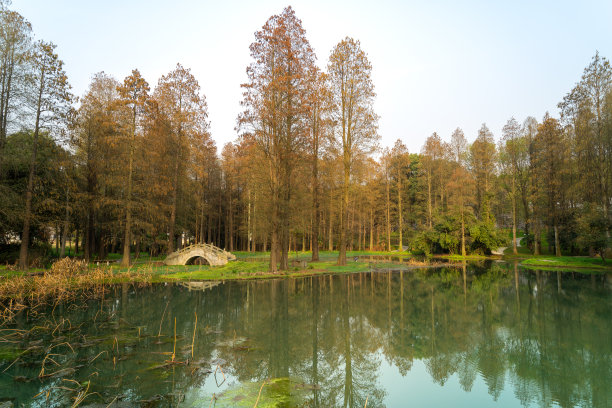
[110,259,394,282]
[439,254,489,261]
[233,250,412,261]
[521,256,612,270]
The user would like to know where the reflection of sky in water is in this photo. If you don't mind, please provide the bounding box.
[188,350,557,407]
[381,358,534,408]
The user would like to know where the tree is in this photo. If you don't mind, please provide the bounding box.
[447,166,475,257]
[327,37,379,265]
[0,7,31,178]
[469,124,496,222]
[221,142,239,252]
[576,204,609,261]
[381,148,392,251]
[500,117,524,255]
[117,69,149,267]
[421,133,444,228]
[559,52,612,230]
[390,139,409,250]
[450,128,467,165]
[72,72,119,262]
[19,41,71,269]
[238,7,316,271]
[521,116,538,248]
[154,64,209,253]
[533,113,568,257]
[307,69,331,260]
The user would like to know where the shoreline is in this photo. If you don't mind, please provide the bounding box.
[1,253,610,299]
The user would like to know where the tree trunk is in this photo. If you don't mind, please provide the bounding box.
[0,45,15,180]
[512,178,518,255]
[338,161,349,265]
[228,188,233,252]
[199,191,205,244]
[60,186,70,258]
[554,223,561,257]
[398,167,403,251]
[247,190,251,251]
[461,208,466,257]
[168,159,179,253]
[134,237,140,259]
[269,229,278,273]
[74,228,79,255]
[121,111,136,267]
[357,212,362,251]
[311,112,320,261]
[311,176,320,260]
[521,192,530,237]
[533,223,540,255]
[18,65,45,270]
[328,192,333,251]
[369,208,374,251]
[385,173,391,251]
[427,171,433,229]
[55,224,60,254]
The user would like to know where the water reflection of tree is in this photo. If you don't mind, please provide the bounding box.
[146,270,611,407]
[8,269,612,407]
[357,265,612,408]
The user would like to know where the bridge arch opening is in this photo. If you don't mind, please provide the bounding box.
[186,256,210,265]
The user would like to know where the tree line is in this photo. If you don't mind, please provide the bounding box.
[1,5,610,271]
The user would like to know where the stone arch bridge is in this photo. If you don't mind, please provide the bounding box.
[163,243,236,266]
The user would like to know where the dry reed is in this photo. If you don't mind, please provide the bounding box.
[0,258,151,326]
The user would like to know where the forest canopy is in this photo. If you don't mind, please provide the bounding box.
[1,4,611,270]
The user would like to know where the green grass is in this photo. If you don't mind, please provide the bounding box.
[502,230,555,257]
[106,256,422,282]
[233,250,412,261]
[521,256,612,270]
[150,260,382,281]
[439,254,489,261]
[0,265,43,277]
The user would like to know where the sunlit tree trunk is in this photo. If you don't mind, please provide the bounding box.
[338,149,350,265]
[168,158,179,253]
[397,166,403,250]
[120,108,136,266]
[369,208,374,251]
[385,168,391,251]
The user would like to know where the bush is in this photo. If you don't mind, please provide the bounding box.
[469,220,506,255]
[0,242,56,268]
[48,257,88,277]
[576,205,610,260]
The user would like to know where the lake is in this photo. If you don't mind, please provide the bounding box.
[1,262,611,407]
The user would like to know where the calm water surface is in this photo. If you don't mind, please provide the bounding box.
[1,263,611,407]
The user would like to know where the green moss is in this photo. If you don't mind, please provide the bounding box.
[0,347,22,362]
[212,377,311,407]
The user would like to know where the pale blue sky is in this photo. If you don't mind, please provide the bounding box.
[12,0,612,152]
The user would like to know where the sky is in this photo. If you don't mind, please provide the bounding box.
[11,0,612,153]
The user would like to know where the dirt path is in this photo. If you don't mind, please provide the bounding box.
[492,236,523,255]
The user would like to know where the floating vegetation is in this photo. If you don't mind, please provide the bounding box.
[210,377,312,407]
